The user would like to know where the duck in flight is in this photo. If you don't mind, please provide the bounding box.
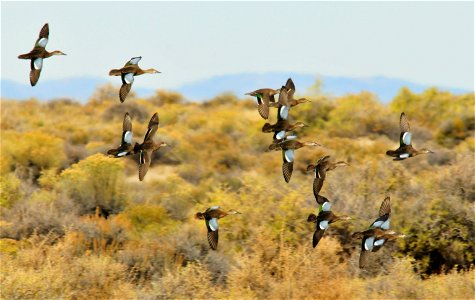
[18,23,66,86]
[386,112,433,160]
[109,56,160,103]
[195,206,241,250]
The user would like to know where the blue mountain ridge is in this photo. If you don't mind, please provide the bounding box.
[1,73,470,103]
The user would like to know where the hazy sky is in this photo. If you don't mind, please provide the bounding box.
[1,1,474,90]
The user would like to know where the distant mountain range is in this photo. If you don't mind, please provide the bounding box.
[1,73,471,103]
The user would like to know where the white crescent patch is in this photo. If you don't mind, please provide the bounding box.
[37,37,48,48]
[321,202,332,212]
[33,58,43,70]
[117,151,128,157]
[319,220,329,230]
[284,149,294,162]
[124,73,134,84]
[279,106,289,120]
[286,135,298,140]
[209,206,220,210]
[381,219,390,230]
[364,237,375,251]
[129,57,142,65]
[275,131,285,140]
[399,153,410,159]
[208,218,219,231]
[402,132,412,145]
[123,131,132,144]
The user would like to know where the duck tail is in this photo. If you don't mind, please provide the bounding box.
[262,123,273,132]
[18,53,32,59]
[386,150,397,157]
[109,69,122,76]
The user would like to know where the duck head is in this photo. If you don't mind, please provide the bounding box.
[227,209,241,215]
[303,141,321,147]
[51,50,66,55]
[296,98,311,104]
[145,68,161,74]
[419,148,434,154]
[293,122,309,129]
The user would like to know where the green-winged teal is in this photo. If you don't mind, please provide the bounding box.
[352,197,406,268]
[195,206,241,250]
[107,112,135,158]
[307,204,351,248]
[386,112,433,160]
[307,156,349,199]
[269,137,321,183]
[18,23,66,86]
[109,56,160,103]
[245,88,280,119]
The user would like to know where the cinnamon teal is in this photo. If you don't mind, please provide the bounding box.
[245,88,280,119]
[107,112,135,158]
[307,205,352,248]
[306,156,349,199]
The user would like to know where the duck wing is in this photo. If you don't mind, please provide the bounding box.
[399,112,412,146]
[277,87,289,121]
[121,112,133,146]
[34,23,49,48]
[285,78,295,100]
[143,113,159,142]
[138,150,152,181]
[29,58,42,86]
[205,218,219,250]
[371,197,391,229]
[313,178,324,198]
[257,93,270,119]
[282,149,294,183]
[125,56,142,66]
[313,226,326,248]
[119,73,135,103]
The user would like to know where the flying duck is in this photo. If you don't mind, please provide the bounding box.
[109,56,160,103]
[262,86,309,135]
[269,137,321,183]
[306,156,349,199]
[352,197,406,268]
[307,206,352,248]
[107,112,136,158]
[195,206,241,250]
[18,23,66,86]
[244,88,280,119]
[280,78,310,105]
[386,112,433,160]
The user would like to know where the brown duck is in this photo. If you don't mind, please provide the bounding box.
[135,113,168,181]
[195,206,241,250]
[352,197,405,268]
[279,78,310,105]
[262,86,308,136]
[109,56,160,102]
[386,112,433,160]
[245,88,280,119]
[107,112,135,158]
[269,137,321,183]
[306,156,349,199]
[18,23,66,86]
[307,208,352,248]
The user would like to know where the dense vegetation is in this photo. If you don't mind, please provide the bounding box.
[1,84,474,299]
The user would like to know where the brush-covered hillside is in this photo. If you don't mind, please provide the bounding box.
[1,84,474,299]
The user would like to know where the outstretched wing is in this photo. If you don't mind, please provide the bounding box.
[399,112,412,146]
[313,224,326,248]
[205,218,219,250]
[121,112,133,146]
[119,73,135,103]
[313,178,324,198]
[282,149,294,183]
[257,93,270,119]
[358,246,371,269]
[144,113,159,142]
[125,56,142,66]
[138,150,152,181]
[371,197,391,230]
[35,23,49,48]
[29,59,42,86]
[285,78,295,99]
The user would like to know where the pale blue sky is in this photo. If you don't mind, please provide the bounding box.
[1,1,474,90]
